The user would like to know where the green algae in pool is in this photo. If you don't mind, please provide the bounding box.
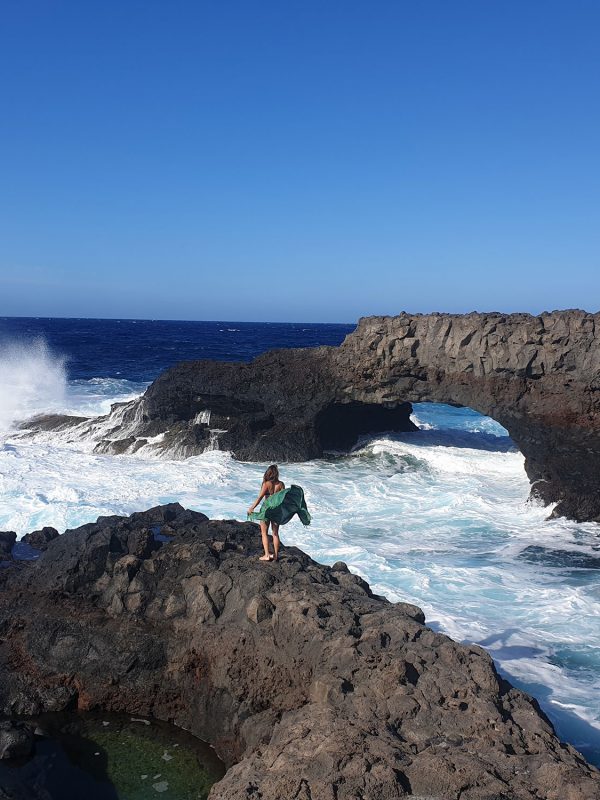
[0,712,225,800]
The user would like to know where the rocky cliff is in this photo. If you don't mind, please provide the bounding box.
[1,504,599,799]
[23,311,600,521]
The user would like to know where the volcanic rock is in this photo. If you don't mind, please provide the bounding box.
[0,721,34,760]
[22,311,600,522]
[0,504,598,799]
[0,532,16,561]
[21,527,59,552]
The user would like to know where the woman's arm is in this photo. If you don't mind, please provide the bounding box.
[248,482,269,515]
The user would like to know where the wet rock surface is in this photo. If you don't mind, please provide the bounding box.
[0,722,34,760]
[0,504,599,799]
[23,311,600,522]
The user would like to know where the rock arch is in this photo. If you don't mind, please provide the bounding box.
[329,312,600,522]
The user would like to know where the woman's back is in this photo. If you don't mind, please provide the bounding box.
[264,479,285,496]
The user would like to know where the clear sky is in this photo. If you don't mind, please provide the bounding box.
[1,1,599,322]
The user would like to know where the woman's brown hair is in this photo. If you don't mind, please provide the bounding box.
[263,464,279,483]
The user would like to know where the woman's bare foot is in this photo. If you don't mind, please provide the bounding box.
[259,554,272,561]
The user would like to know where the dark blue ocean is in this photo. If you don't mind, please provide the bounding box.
[1,316,599,765]
[0,317,354,382]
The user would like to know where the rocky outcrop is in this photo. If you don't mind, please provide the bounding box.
[21,527,59,552]
[21,311,600,521]
[1,504,599,799]
[0,533,16,562]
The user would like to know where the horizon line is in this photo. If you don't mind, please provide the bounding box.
[0,308,597,326]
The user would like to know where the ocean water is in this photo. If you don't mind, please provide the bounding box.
[1,317,599,766]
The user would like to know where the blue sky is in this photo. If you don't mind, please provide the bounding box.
[1,1,599,322]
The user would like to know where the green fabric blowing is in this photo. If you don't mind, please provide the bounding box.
[248,485,311,526]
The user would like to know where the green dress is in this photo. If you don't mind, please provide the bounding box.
[248,485,311,526]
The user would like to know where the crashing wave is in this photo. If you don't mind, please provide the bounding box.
[15,395,222,459]
[0,339,67,432]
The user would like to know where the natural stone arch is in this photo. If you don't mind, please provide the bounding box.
[329,312,599,521]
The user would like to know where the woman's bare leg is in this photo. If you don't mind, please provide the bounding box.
[271,523,280,561]
[259,521,272,561]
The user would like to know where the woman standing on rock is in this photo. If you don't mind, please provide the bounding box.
[247,464,311,562]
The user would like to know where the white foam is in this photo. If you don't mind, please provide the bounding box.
[64,377,147,417]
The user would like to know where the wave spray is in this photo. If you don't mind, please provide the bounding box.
[0,338,67,432]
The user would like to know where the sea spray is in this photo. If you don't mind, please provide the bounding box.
[0,338,67,432]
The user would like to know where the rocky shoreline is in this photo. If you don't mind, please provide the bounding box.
[21,311,600,522]
[1,504,599,799]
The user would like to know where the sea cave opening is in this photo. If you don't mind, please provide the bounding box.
[316,399,516,456]
[408,402,516,453]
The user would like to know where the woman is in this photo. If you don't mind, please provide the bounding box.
[247,464,311,562]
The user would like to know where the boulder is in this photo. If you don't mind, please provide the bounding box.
[22,527,59,552]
